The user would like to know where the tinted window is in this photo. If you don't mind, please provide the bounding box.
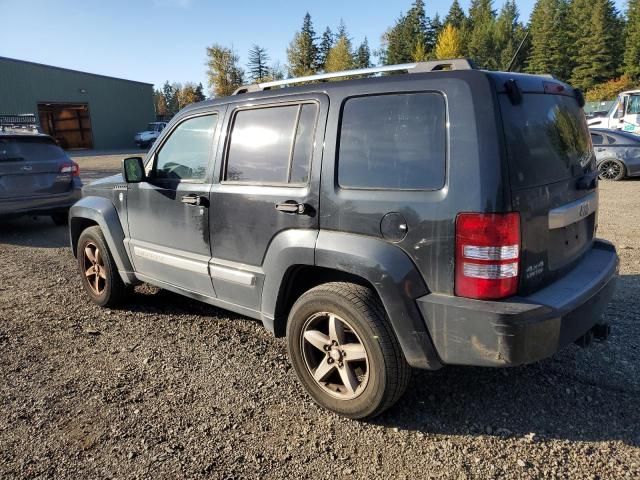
[0,137,66,162]
[499,94,594,188]
[605,135,616,144]
[225,103,317,184]
[590,133,604,145]
[154,115,217,181]
[338,93,446,190]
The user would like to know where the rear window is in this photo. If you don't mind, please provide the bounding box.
[0,137,66,162]
[500,94,594,189]
[338,92,446,190]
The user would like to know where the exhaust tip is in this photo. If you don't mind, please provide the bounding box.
[592,323,611,341]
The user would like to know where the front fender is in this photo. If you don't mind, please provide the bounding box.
[315,230,442,370]
[69,196,137,284]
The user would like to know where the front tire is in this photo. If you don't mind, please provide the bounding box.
[77,226,128,307]
[598,159,626,181]
[286,282,410,419]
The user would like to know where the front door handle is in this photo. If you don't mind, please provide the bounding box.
[181,194,207,207]
[276,200,307,214]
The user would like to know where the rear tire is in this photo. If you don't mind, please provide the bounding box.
[286,282,410,419]
[51,212,68,226]
[77,226,128,307]
[598,159,626,181]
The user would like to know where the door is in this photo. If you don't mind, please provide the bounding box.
[498,91,597,295]
[209,95,328,311]
[126,110,222,297]
[0,136,75,199]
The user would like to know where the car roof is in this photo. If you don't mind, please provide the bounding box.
[590,128,640,143]
[178,69,571,117]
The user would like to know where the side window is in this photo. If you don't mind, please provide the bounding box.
[338,93,446,190]
[605,135,616,144]
[590,133,604,145]
[154,114,217,181]
[225,103,318,184]
[627,96,640,115]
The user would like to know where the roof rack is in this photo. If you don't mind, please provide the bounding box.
[233,58,477,95]
[0,113,41,134]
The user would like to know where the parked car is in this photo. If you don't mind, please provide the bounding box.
[0,115,81,224]
[134,122,167,148]
[590,128,640,181]
[69,60,618,419]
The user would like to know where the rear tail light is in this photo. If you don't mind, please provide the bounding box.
[455,212,521,300]
[60,162,80,177]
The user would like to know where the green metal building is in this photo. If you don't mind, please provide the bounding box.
[0,56,155,150]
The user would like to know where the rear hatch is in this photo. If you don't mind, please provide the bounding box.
[495,75,597,295]
[0,136,74,200]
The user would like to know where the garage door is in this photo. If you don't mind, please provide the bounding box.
[38,103,93,150]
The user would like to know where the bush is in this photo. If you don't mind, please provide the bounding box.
[585,75,637,102]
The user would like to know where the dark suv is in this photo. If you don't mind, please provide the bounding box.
[69,60,618,419]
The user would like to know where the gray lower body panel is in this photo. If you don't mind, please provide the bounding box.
[417,240,619,366]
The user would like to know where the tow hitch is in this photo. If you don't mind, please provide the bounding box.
[575,323,611,347]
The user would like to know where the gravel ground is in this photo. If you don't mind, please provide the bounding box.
[0,152,639,479]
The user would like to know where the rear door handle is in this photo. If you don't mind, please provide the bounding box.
[276,200,307,214]
[181,194,207,207]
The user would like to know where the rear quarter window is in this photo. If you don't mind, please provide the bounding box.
[338,92,446,190]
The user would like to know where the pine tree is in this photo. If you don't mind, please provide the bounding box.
[430,13,444,43]
[162,81,179,115]
[435,24,463,59]
[624,0,640,79]
[325,23,354,73]
[154,89,168,116]
[355,37,372,68]
[318,27,335,71]
[247,44,270,82]
[381,0,431,64]
[412,38,429,61]
[570,0,621,90]
[177,82,203,109]
[467,0,497,69]
[205,44,244,97]
[526,0,571,79]
[445,0,466,29]
[195,83,206,102]
[287,12,318,77]
[495,0,528,70]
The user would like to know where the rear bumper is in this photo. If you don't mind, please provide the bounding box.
[0,183,82,216]
[417,240,619,367]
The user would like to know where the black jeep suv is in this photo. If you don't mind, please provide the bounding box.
[69,59,618,419]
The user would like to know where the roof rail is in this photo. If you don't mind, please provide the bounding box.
[232,58,477,95]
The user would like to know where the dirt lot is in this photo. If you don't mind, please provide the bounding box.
[1,152,639,479]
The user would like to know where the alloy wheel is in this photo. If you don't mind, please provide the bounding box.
[300,312,369,400]
[599,160,622,180]
[83,242,106,295]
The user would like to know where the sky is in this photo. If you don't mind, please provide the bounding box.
[0,0,628,93]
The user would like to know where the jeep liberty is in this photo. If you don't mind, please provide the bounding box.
[69,59,618,419]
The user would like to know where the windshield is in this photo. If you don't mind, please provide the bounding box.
[0,137,66,162]
[147,123,160,131]
[500,94,594,189]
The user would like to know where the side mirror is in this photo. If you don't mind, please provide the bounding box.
[122,156,145,183]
